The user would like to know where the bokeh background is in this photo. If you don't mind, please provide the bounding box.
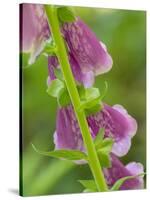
[22,6,146,196]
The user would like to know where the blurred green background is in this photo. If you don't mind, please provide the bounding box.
[22,6,146,196]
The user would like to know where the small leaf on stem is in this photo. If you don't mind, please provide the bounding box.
[47,79,64,97]
[57,88,71,107]
[32,144,88,161]
[94,128,105,145]
[57,7,76,23]
[97,152,111,168]
[96,138,114,154]
[78,180,97,191]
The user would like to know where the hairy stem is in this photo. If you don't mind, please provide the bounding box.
[44,5,108,192]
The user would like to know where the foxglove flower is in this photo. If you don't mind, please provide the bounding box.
[54,105,84,151]
[21,4,112,81]
[20,4,50,64]
[88,104,137,157]
[62,18,113,75]
[54,104,137,157]
[104,154,144,190]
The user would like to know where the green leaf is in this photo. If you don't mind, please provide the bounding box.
[57,88,71,107]
[97,152,111,168]
[94,128,105,146]
[79,96,101,111]
[78,87,102,113]
[85,104,101,116]
[96,138,114,154]
[78,180,97,191]
[77,86,102,116]
[46,79,64,97]
[85,87,100,100]
[46,76,71,107]
[57,7,76,23]
[110,173,145,191]
[93,130,114,168]
[32,144,88,161]
[77,85,86,100]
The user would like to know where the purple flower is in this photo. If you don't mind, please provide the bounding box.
[47,54,94,87]
[21,4,112,80]
[47,18,113,87]
[62,18,113,76]
[47,56,59,83]
[88,104,137,157]
[103,154,144,190]
[54,105,84,151]
[54,104,137,157]
[20,4,50,64]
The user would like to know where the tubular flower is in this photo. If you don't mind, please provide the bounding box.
[54,105,84,151]
[54,104,137,157]
[103,154,144,190]
[62,18,113,75]
[88,104,137,157]
[20,4,50,64]
[21,5,112,81]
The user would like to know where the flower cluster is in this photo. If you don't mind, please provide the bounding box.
[21,4,144,191]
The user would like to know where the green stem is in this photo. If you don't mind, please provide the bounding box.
[44,5,108,192]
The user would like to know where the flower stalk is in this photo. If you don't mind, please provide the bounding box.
[44,5,108,192]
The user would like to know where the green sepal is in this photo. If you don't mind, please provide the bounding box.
[94,129,114,168]
[94,128,105,145]
[85,87,100,100]
[78,180,97,191]
[96,138,114,154]
[110,173,145,191]
[97,151,111,168]
[77,85,86,100]
[47,77,71,107]
[85,104,101,116]
[57,6,76,23]
[32,144,88,161]
[47,79,64,97]
[96,138,114,167]
[78,87,101,112]
[57,88,71,107]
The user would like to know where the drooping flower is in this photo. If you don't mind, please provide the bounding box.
[62,18,113,75]
[54,104,137,157]
[21,4,112,81]
[88,104,137,157]
[54,105,84,151]
[20,4,50,64]
[103,154,144,190]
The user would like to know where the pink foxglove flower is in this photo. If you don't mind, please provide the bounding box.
[20,4,50,64]
[21,4,112,82]
[62,18,113,76]
[88,104,137,157]
[104,154,144,190]
[54,104,137,157]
